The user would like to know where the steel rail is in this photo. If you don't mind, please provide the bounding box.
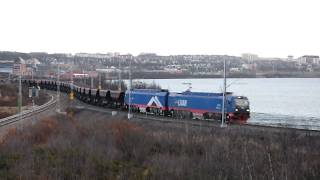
[81,103,320,134]
[0,95,56,127]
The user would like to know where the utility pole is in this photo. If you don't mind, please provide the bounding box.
[82,68,86,87]
[71,62,74,89]
[70,59,74,105]
[128,56,133,119]
[31,68,34,81]
[56,63,60,113]
[98,72,101,89]
[118,57,122,91]
[18,62,22,115]
[221,57,227,128]
[17,60,23,130]
[90,76,93,89]
[90,65,94,89]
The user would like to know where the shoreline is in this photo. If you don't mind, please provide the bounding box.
[127,71,320,79]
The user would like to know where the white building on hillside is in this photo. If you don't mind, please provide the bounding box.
[298,55,320,65]
[241,53,259,62]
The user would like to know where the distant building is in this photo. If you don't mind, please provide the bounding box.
[119,54,133,60]
[138,53,157,57]
[25,58,41,67]
[13,57,27,76]
[298,55,319,64]
[230,67,241,72]
[0,60,14,74]
[164,65,184,74]
[287,55,294,61]
[241,63,256,71]
[36,64,51,77]
[75,53,113,59]
[12,57,41,76]
[241,53,259,62]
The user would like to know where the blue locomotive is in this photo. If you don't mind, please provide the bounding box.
[124,89,250,123]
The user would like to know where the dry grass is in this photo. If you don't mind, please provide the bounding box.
[0,111,319,179]
[0,84,50,119]
[0,107,17,119]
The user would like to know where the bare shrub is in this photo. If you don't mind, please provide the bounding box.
[0,113,319,179]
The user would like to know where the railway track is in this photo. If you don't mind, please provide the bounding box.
[80,102,320,135]
[132,114,320,134]
[0,95,56,127]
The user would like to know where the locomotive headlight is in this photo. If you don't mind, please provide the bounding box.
[235,108,239,111]
[246,109,250,112]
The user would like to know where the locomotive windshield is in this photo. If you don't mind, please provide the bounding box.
[235,99,249,108]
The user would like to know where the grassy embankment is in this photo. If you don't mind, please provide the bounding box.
[0,109,319,179]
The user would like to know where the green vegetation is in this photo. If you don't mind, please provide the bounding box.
[0,111,319,179]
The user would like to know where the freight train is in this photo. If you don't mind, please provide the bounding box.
[24,80,250,123]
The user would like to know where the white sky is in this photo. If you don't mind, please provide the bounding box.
[0,0,319,58]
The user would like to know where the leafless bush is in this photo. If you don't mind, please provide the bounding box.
[0,114,319,179]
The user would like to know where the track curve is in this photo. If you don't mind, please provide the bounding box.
[0,94,56,127]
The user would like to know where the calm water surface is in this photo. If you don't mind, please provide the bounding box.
[130,78,320,130]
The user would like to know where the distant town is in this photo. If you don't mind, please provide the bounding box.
[1,51,320,81]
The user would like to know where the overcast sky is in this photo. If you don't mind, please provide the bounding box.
[0,0,319,58]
